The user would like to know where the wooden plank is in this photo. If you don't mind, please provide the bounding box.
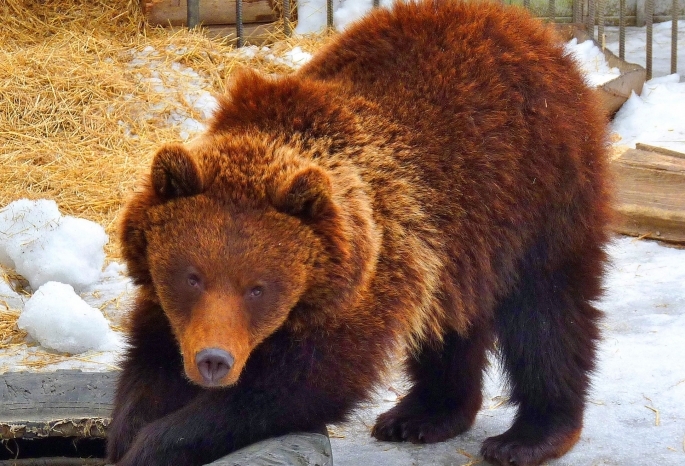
[143,0,277,27]
[611,148,685,243]
[0,371,116,439]
[635,143,685,160]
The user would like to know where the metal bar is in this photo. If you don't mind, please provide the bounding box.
[524,0,530,10]
[619,0,626,59]
[572,0,581,23]
[646,0,653,80]
[597,0,605,50]
[548,0,555,23]
[672,0,678,74]
[283,0,291,37]
[373,0,380,8]
[587,0,596,41]
[236,0,244,48]
[327,0,334,30]
[187,0,200,29]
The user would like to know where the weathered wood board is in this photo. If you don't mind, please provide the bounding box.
[0,371,115,440]
[143,0,277,26]
[611,147,685,244]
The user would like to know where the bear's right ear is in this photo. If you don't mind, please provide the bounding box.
[273,166,333,220]
[151,144,204,200]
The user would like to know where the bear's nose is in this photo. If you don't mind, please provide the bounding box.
[195,348,234,384]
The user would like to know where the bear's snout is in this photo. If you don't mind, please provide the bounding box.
[195,348,235,385]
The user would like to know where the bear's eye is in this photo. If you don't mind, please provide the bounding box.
[248,286,264,298]
[187,273,202,289]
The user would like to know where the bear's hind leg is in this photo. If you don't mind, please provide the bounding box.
[482,250,604,466]
[372,324,491,444]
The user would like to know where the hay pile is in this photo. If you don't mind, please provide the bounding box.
[0,0,331,259]
[0,0,332,358]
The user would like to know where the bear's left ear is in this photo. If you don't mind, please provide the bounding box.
[151,144,204,200]
[273,166,333,220]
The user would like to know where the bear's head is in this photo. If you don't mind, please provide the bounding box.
[120,132,379,388]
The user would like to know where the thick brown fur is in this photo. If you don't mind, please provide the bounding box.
[108,2,611,465]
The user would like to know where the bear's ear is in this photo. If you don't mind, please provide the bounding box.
[274,166,333,220]
[151,144,203,200]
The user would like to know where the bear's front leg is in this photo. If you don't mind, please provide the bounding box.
[107,298,200,462]
[114,330,363,466]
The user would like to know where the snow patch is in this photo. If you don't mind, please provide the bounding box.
[17,282,121,354]
[564,38,621,86]
[0,199,107,291]
[611,74,685,152]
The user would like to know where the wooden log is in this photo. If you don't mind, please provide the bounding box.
[611,147,685,243]
[143,0,277,27]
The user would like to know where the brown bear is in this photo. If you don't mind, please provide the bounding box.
[107,1,611,465]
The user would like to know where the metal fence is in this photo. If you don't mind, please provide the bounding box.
[184,0,681,79]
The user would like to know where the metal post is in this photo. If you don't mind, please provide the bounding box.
[187,0,200,29]
[548,0,555,23]
[572,0,581,23]
[619,0,626,59]
[283,0,292,37]
[672,0,678,74]
[236,0,244,48]
[597,0,605,50]
[373,0,380,7]
[586,0,596,41]
[646,0,653,80]
[327,0,334,30]
[524,0,530,10]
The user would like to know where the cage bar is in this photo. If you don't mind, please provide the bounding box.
[672,0,678,74]
[646,0,653,80]
[236,0,244,47]
[587,0,596,41]
[328,0,334,29]
[187,0,200,28]
[284,0,292,37]
[597,0,605,50]
[619,0,626,59]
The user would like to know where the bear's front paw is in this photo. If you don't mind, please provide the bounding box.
[480,424,582,466]
[106,420,138,463]
[372,402,474,444]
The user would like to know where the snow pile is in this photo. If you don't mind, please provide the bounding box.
[564,38,621,86]
[0,199,130,356]
[17,282,120,354]
[296,0,393,34]
[0,199,108,292]
[611,74,685,152]
[127,45,219,140]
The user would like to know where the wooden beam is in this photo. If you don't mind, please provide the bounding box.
[143,0,276,27]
